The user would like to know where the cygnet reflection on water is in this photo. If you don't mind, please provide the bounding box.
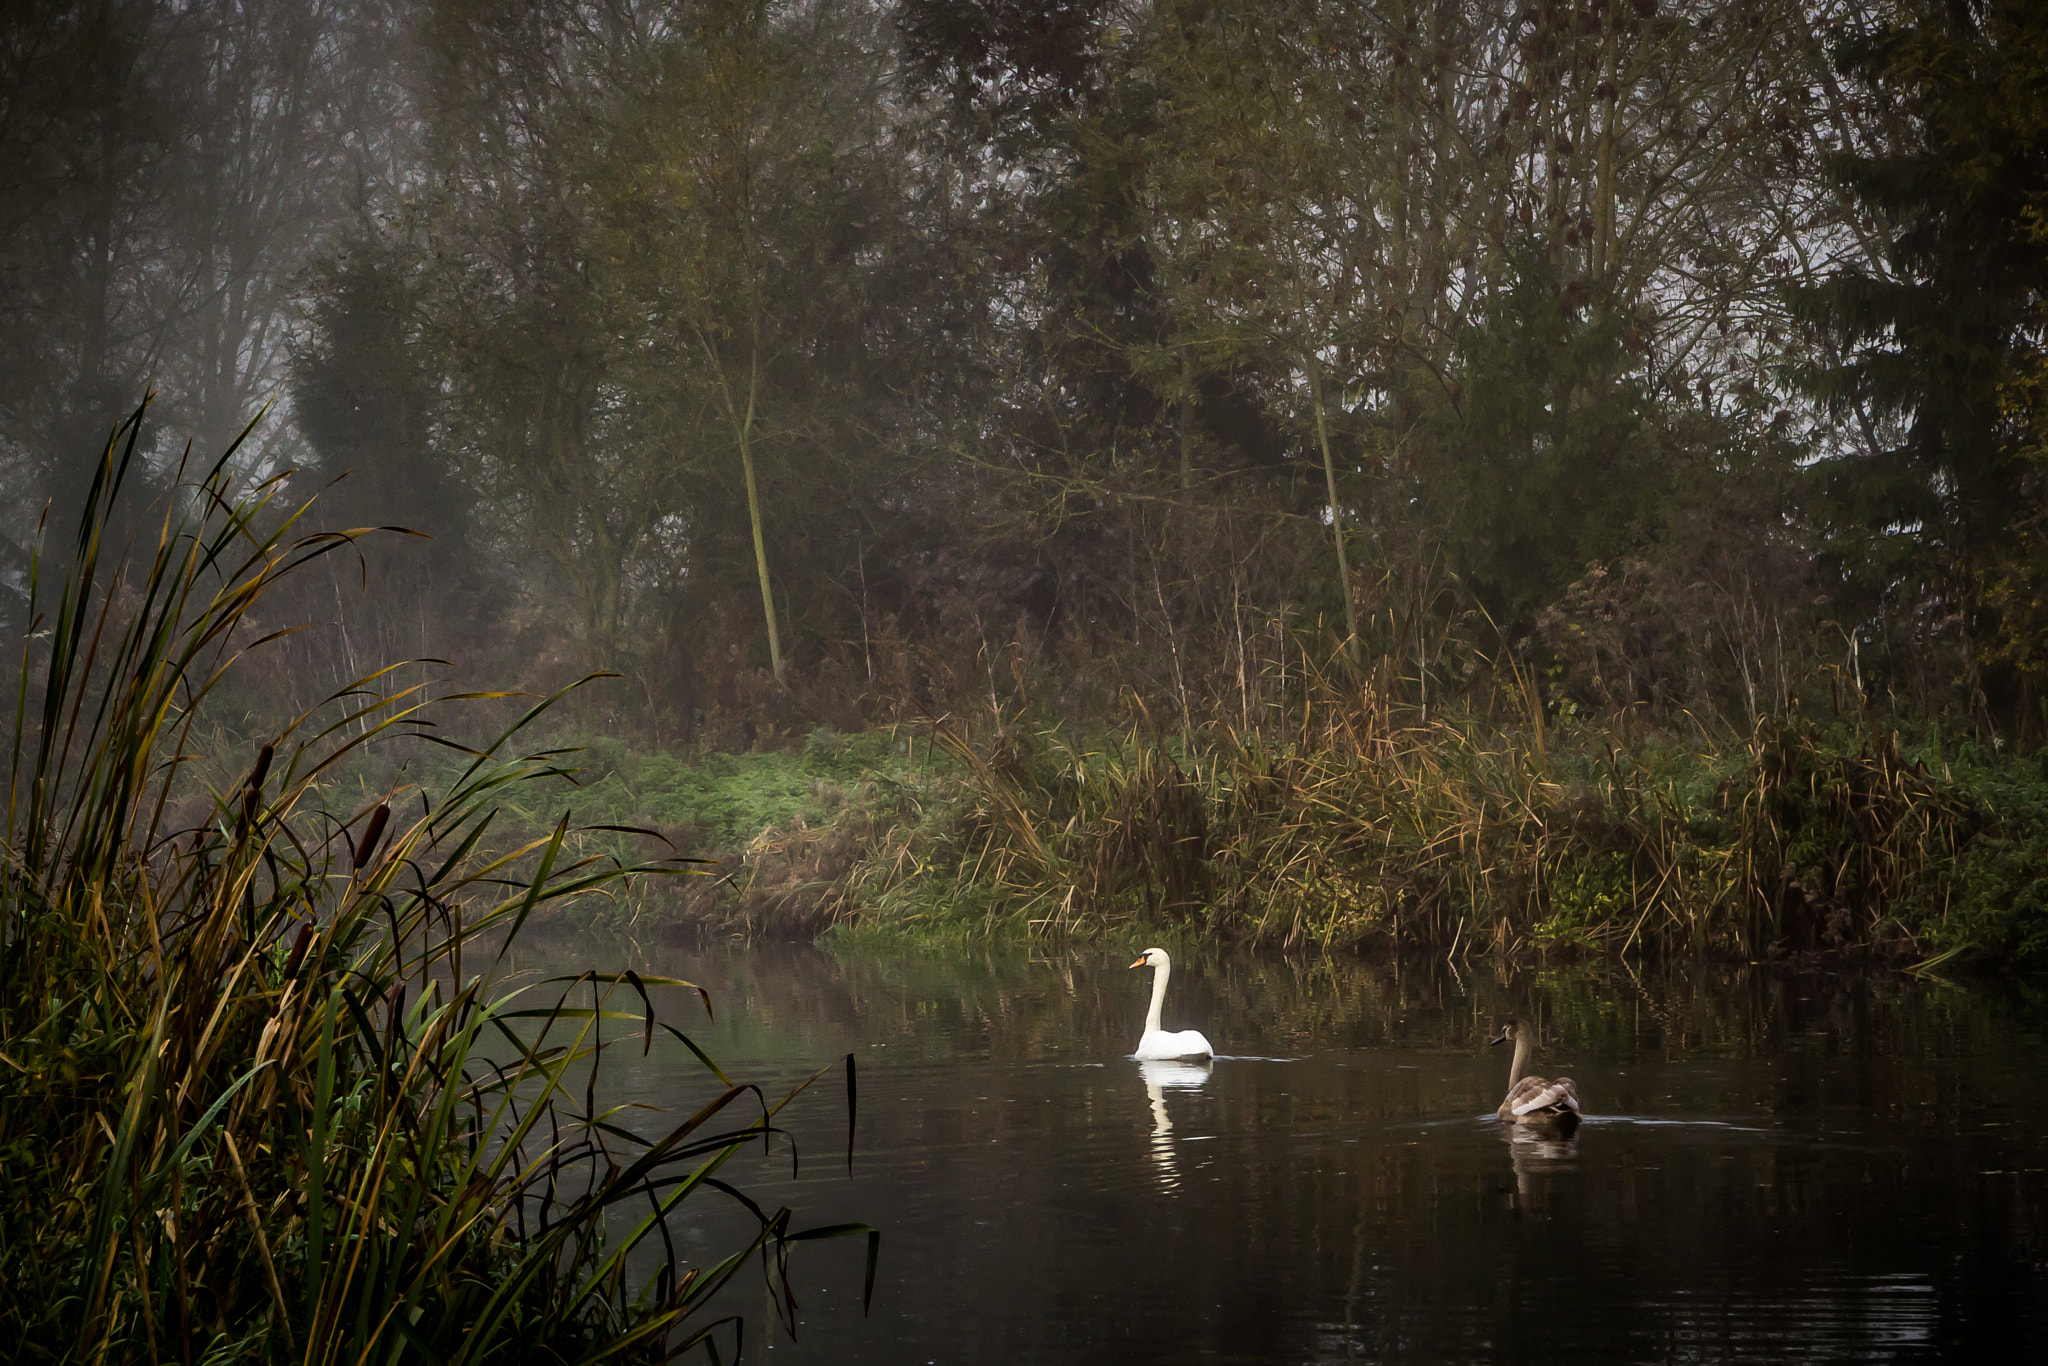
[1499,1120,1580,1212]
[1138,1058,1212,1190]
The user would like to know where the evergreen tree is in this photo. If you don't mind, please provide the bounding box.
[1792,0,2048,716]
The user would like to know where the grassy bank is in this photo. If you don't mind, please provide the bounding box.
[887,703,2048,967]
[275,724,935,938]
[507,696,2048,970]
[0,409,873,1362]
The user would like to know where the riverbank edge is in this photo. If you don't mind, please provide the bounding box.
[450,713,2048,972]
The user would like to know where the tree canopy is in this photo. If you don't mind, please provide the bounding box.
[6,0,2048,742]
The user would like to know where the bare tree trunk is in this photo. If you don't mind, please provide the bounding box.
[1178,351,1195,495]
[696,320,787,688]
[740,426,785,687]
[735,345,785,687]
[1307,358,1359,665]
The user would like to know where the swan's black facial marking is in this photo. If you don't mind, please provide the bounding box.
[1489,1025,1512,1046]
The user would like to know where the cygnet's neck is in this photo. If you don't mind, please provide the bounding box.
[1145,952,1172,1034]
[1508,1031,1533,1089]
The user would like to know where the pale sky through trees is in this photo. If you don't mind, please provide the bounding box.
[4,0,2043,739]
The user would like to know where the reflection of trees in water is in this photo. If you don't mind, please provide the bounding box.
[502,928,2047,1076]
[497,928,2046,1363]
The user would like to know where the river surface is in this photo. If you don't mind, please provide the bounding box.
[501,931,2048,1363]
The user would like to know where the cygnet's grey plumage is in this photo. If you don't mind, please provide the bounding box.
[1489,1015,1580,1129]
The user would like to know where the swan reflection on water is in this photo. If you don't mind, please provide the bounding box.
[1138,1058,1212,1190]
[1499,1120,1579,1212]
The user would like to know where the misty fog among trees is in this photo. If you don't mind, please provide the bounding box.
[6,0,2047,747]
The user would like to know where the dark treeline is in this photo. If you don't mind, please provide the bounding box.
[5,0,2048,749]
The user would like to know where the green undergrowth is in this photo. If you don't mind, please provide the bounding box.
[221,656,2048,970]
[481,701,2048,970]
[280,724,953,933]
[300,728,899,852]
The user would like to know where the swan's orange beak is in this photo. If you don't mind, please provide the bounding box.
[1129,955,1147,969]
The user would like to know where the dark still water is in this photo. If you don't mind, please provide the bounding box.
[501,933,2048,1363]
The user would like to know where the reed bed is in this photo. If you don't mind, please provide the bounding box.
[0,406,874,1363]
[829,672,2046,965]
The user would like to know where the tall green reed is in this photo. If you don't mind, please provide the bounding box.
[0,402,875,1362]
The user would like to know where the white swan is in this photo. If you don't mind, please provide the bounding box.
[1129,947,1215,1061]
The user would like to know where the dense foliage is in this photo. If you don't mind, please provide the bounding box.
[0,408,874,1360]
[5,1,2048,961]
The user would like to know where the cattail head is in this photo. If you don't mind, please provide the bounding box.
[280,921,316,982]
[240,742,277,833]
[354,801,391,871]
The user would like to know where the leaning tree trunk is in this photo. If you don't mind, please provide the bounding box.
[1306,358,1359,665]
[732,341,785,688]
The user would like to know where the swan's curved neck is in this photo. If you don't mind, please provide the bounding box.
[1508,1031,1533,1089]
[1145,955,1171,1034]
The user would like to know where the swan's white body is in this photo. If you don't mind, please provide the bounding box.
[1130,947,1214,1061]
